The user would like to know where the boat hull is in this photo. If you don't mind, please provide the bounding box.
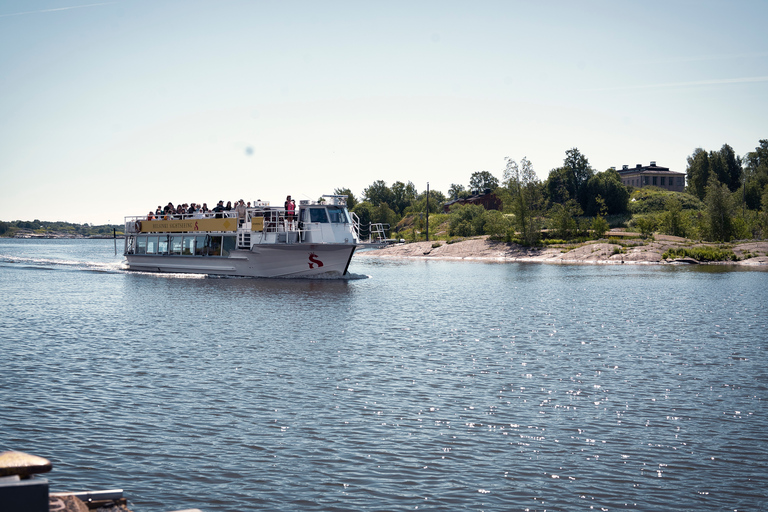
[125,244,355,278]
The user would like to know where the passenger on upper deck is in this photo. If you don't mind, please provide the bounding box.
[286,196,297,229]
[235,199,246,226]
[213,200,225,218]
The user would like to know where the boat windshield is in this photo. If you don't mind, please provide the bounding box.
[309,208,328,223]
[327,206,349,223]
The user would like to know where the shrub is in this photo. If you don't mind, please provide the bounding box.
[448,204,486,237]
[630,215,659,238]
[662,247,737,262]
[629,189,704,214]
[591,216,609,239]
[483,210,512,238]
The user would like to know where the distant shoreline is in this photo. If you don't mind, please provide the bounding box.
[357,235,768,266]
[5,234,123,239]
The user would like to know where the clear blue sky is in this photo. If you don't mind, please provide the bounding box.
[1,0,766,225]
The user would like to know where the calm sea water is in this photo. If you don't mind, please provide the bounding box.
[1,238,766,512]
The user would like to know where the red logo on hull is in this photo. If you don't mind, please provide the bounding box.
[308,253,324,269]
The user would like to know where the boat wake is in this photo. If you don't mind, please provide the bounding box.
[0,255,127,274]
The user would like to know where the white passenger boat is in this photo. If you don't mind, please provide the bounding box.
[124,195,359,278]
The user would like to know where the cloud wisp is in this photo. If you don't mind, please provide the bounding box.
[586,76,768,92]
[0,2,118,19]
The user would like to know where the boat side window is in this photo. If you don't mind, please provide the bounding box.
[195,235,206,256]
[158,236,169,254]
[182,236,195,256]
[170,236,182,255]
[327,207,348,223]
[222,236,236,257]
[137,236,147,255]
[146,236,158,254]
[309,208,329,223]
[208,236,222,256]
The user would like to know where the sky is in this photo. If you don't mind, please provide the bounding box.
[1,0,766,225]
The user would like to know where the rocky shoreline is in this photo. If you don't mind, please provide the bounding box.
[357,234,768,266]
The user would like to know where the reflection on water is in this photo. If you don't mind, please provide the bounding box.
[1,239,766,511]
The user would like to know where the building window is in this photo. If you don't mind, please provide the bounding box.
[652,176,657,185]
[661,177,666,186]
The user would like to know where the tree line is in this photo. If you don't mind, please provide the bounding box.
[0,220,119,237]
[338,139,768,244]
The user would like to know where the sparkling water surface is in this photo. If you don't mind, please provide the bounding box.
[1,239,766,511]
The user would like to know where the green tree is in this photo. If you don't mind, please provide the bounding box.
[448,183,468,199]
[718,143,742,192]
[544,166,574,205]
[544,148,594,209]
[373,202,399,228]
[743,139,768,210]
[448,204,486,237]
[563,147,594,200]
[589,196,609,239]
[390,181,418,215]
[686,148,710,200]
[483,210,511,238]
[548,200,582,240]
[660,195,686,237]
[333,187,358,210]
[582,168,629,216]
[633,216,658,239]
[363,180,393,206]
[705,174,734,242]
[351,201,374,232]
[760,186,768,236]
[505,157,543,245]
[469,171,499,192]
[591,215,609,238]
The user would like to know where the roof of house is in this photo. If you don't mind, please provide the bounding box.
[617,162,684,176]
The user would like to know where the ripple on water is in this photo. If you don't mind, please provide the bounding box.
[1,241,767,510]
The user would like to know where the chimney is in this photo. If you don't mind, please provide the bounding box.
[650,161,656,166]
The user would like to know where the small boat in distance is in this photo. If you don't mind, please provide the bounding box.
[123,195,359,278]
